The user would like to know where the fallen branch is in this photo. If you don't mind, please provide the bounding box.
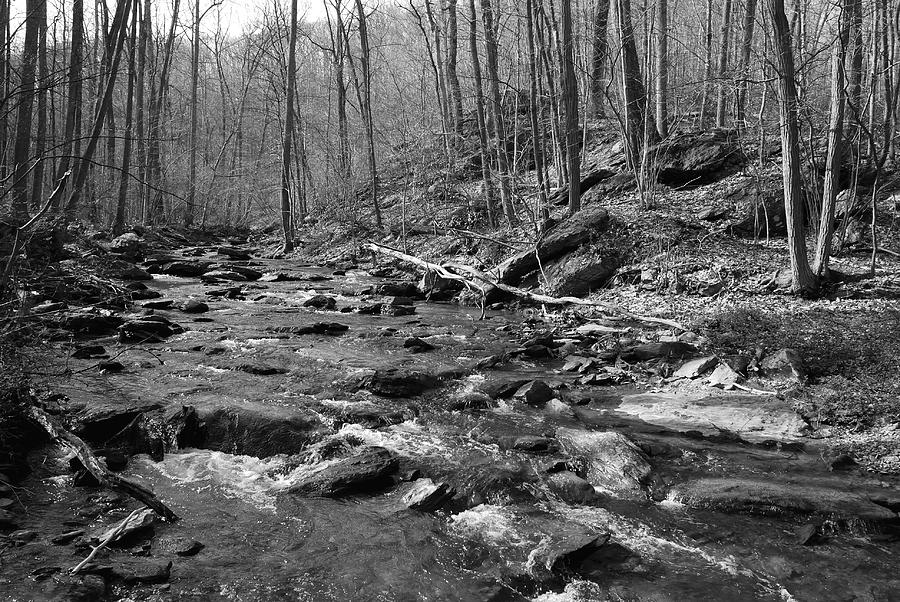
[71,507,143,574]
[28,406,179,522]
[366,242,685,331]
[852,246,900,258]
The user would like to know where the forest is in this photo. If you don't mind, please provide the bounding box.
[0,0,899,600]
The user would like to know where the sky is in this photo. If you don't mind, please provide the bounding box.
[7,0,330,37]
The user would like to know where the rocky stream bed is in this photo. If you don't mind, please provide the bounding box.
[1,240,899,601]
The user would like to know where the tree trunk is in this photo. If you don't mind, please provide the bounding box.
[715,0,734,127]
[186,0,200,227]
[590,0,611,117]
[114,0,139,236]
[468,0,497,226]
[54,0,84,211]
[735,0,757,125]
[699,0,714,126]
[66,0,131,213]
[654,0,668,137]
[282,0,298,252]
[30,0,48,212]
[813,0,850,277]
[769,0,817,293]
[526,0,549,217]
[355,0,382,230]
[481,0,517,225]
[9,0,43,224]
[561,0,580,214]
[445,0,464,135]
[615,0,652,171]
[0,0,8,177]
[134,0,149,221]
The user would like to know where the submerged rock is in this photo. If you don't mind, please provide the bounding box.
[547,471,599,505]
[288,446,400,496]
[401,478,455,511]
[118,316,184,343]
[303,294,337,310]
[556,428,651,499]
[355,369,438,398]
[513,380,555,406]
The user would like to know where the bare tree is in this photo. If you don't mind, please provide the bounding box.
[715,0,733,127]
[561,0,580,214]
[355,0,382,229]
[281,0,298,252]
[654,0,668,137]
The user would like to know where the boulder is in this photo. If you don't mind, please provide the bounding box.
[708,362,743,387]
[760,348,807,383]
[525,530,612,582]
[288,446,399,496]
[375,282,421,298]
[674,356,718,379]
[556,428,651,499]
[497,435,558,453]
[269,322,349,336]
[355,369,438,398]
[90,509,156,545]
[303,295,337,310]
[59,310,124,335]
[401,478,455,511]
[513,381,555,406]
[541,247,617,296]
[158,261,210,277]
[108,233,143,259]
[497,205,610,285]
[728,175,790,237]
[192,400,330,458]
[403,336,436,352]
[109,559,172,585]
[547,471,600,505]
[671,478,898,524]
[651,129,746,188]
[179,299,209,314]
[74,398,162,442]
[118,316,184,343]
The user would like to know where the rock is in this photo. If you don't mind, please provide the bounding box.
[384,296,415,306]
[174,539,205,556]
[97,361,125,373]
[217,265,263,280]
[545,399,575,417]
[381,304,416,317]
[671,478,898,524]
[447,391,494,411]
[118,315,184,343]
[110,559,172,585]
[179,299,209,314]
[217,246,251,260]
[403,336,435,352]
[521,344,553,358]
[52,530,85,545]
[795,523,818,546]
[674,356,718,379]
[91,508,156,545]
[113,264,153,281]
[355,369,438,398]
[707,362,742,387]
[651,129,746,188]
[541,247,617,297]
[480,379,530,400]
[375,282,421,298]
[575,323,628,336]
[548,471,600,504]
[202,269,248,282]
[320,401,417,428]
[620,341,696,362]
[100,450,128,471]
[270,322,349,336]
[824,452,857,471]
[556,428,651,499]
[108,232,143,259]
[401,478,455,511]
[303,294,337,310]
[58,574,106,601]
[760,348,807,383]
[59,310,124,335]
[729,174,790,237]
[71,345,106,359]
[497,435,558,453]
[9,529,36,544]
[514,381,555,406]
[236,363,287,376]
[74,399,162,442]
[159,261,210,277]
[288,446,399,496]
[526,530,611,582]
[143,300,175,310]
[193,400,329,458]
[497,206,610,286]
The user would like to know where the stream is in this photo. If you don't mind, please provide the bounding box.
[3,250,899,601]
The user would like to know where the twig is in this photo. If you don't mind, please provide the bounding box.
[71,508,143,574]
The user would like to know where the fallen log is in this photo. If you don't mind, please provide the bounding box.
[367,242,686,331]
[28,406,180,522]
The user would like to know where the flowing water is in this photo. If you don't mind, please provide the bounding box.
[5,252,900,601]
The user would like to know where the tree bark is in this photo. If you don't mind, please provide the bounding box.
[715,0,734,127]
[590,0,611,117]
[468,0,497,226]
[735,0,758,125]
[355,0,382,230]
[9,0,43,224]
[186,0,201,227]
[769,0,817,293]
[114,0,139,236]
[813,0,850,277]
[614,0,652,171]
[481,0,517,225]
[282,0,298,252]
[561,0,581,214]
[29,0,49,213]
[526,0,549,217]
[445,0,464,135]
[654,0,668,137]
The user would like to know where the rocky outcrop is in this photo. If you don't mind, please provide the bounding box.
[118,316,184,343]
[288,446,400,496]
[651,129,746,188]
[541,247,617,296]
[556,428,651,499]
